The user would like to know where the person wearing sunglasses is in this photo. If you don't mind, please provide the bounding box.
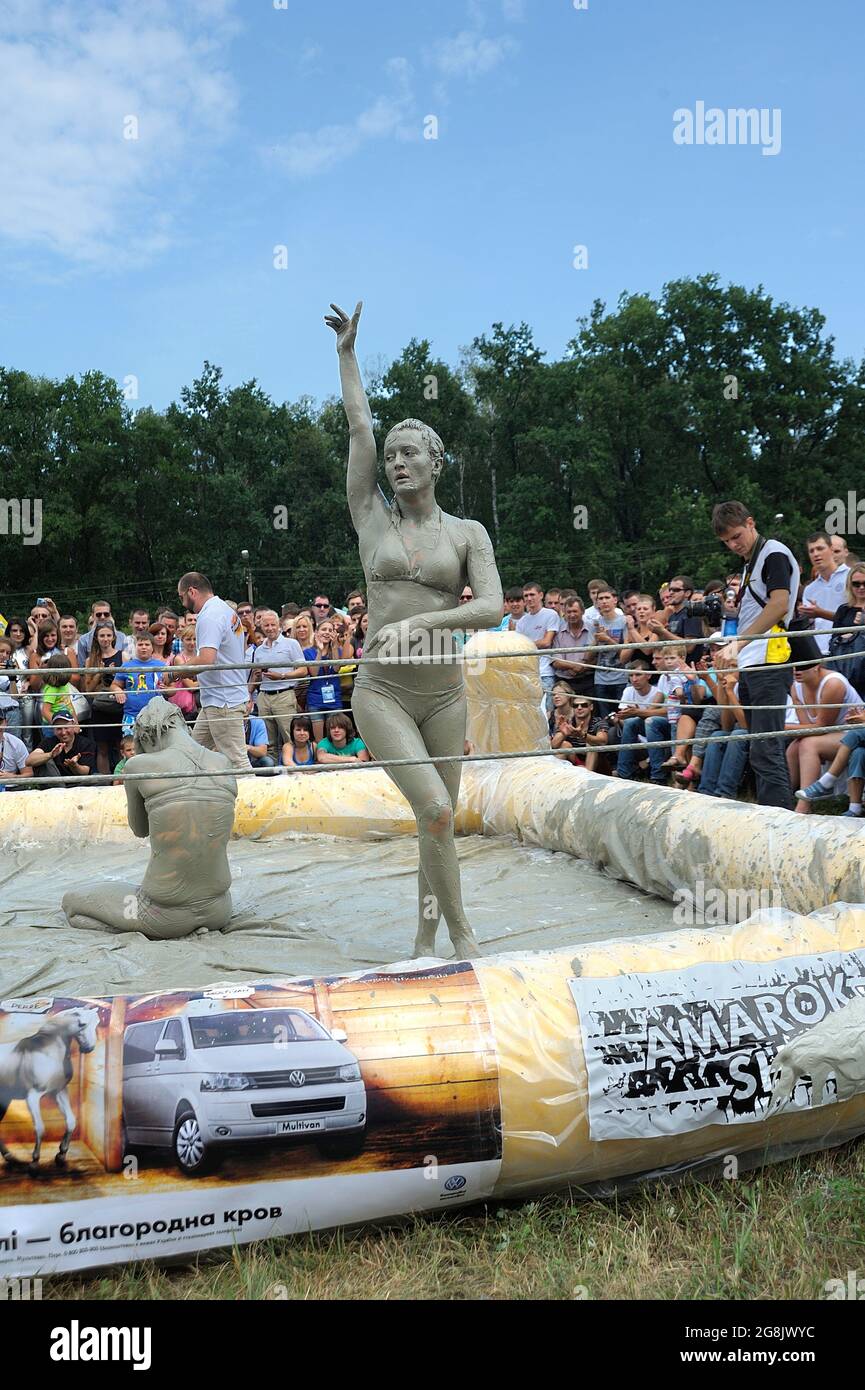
[75,599,115,666]
[824,565,865,688]
[312,595,334,625]
[550,694,608,771]
[645,575,705,660]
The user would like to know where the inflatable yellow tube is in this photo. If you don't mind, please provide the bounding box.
[4,633,863,918]
[483,905,865,1194]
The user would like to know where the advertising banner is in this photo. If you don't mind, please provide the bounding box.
[0,962,502,1277]
[570,950,865,1141]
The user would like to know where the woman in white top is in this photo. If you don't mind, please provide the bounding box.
[786,658,864,813]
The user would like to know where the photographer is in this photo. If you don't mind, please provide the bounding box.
[712,501,800,809]
[646,575,706,659]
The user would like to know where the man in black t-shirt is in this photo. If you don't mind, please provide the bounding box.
[25,710,97,784]
[648,574,705,659]
[712,502,800,809]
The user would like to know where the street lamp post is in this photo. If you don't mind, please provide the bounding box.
[241,549,253,606]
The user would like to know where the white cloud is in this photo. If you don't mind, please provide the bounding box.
[0,0,238,265]
[433,30,517,78]
[268,6,519,183]
[501,0,526,19]
[268,57,414,179]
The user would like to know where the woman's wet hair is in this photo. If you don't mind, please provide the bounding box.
[133,695,185,752]
[384,418,445,478]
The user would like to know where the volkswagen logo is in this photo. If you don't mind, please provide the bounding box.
[444,1175,467,1192]
[288,1070,306,1087]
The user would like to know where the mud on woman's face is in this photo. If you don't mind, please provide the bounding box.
[384,430,435,493]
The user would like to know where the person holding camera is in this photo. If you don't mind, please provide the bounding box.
[645,575,706,660]
[712,501,800,809]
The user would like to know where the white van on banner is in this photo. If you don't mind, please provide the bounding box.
[0,963,503,1277]
[569,951,865,1141]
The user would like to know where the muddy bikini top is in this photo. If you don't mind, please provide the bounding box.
[365,505,462,597]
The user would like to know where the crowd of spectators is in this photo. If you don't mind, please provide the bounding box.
[2,527,864,816]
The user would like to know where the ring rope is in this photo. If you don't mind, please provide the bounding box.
[2,719,858,788]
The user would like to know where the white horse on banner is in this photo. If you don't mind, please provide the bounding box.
[0,1008,99,1170]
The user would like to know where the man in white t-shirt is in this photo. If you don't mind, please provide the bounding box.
[799,532,848,654]
[515,582,560,702]
[251,610,307,760]
[177,571,251,770]
[583,578,625,627]
[611,660,657,779]
[0,707,33,786]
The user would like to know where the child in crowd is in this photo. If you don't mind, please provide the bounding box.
[659,653,713,775]
[39,653,78,730]
[112,736,136,782]
[109,633,168,733]
[633,644,689,784]
[315,712,370,764]
[610,660,656,777]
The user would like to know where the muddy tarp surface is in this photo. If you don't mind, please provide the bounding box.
[0,832,676,998]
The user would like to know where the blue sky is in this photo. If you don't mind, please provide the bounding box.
[1,0,862,412]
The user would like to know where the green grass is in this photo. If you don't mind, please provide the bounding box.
[47,1140,865,1301]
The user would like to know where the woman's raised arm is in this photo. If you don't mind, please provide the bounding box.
[325,301,382,526]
